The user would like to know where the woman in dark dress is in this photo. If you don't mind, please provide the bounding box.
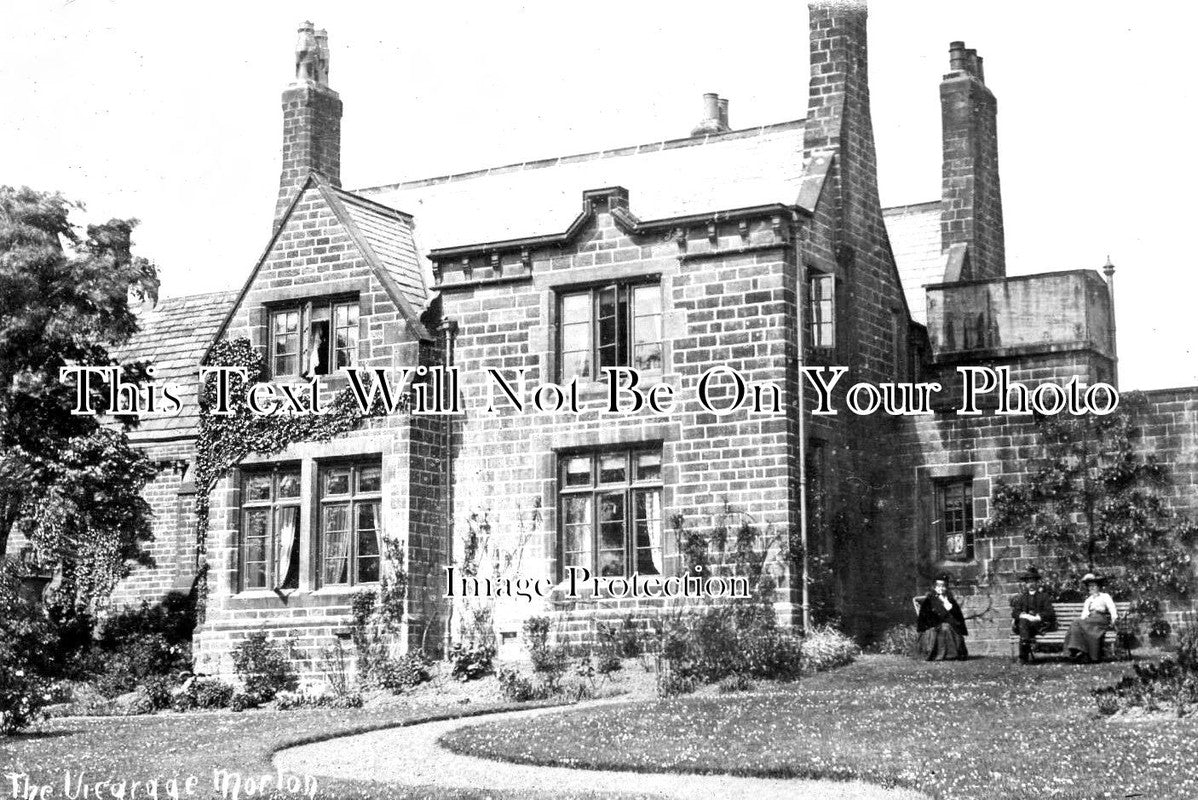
[917,574,969,660]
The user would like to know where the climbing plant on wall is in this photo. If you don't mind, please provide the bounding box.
[979,391,1198,610]
[192,338,402,613]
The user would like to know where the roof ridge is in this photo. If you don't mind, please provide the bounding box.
[154,289,239,303]
[330,184,413,220]
[354,119,806,195]
[882,199,941,215]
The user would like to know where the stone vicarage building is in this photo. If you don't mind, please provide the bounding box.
[103,2,1197,670]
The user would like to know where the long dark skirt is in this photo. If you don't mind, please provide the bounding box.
[918,623,968,661]
[1064,614,1111,661]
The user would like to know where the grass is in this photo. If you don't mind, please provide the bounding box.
[440,654,1198,799]
[0,699,624,800]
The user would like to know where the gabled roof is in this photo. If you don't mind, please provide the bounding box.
[882,200,943,326]
[356,120,808,268]
[325,184,426,311]
[205,173,431,360]
[110,291,237,442]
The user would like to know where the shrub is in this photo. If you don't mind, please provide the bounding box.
[595,651,622,676]
[689,610,745,681]
[373,653,431,692]
[1092,658,1198,716]
[141,675,177,710]
[869,624,920,657]
[616,616,644,659]
[97,594,195,650]
[126,690,156,716]
[274,686,362,710]
[522,616,551,652]
[229,692,259,713]
[449,643,494,682]
[656,665,696,698]
[800,625,860,673]
[170,690,196,713]
[1176,617,1198,669]
[717,673,754,693]
[744,630,804,681]
[193,678,234,710]
[0,563,55,734]
[232,631,297,701]
[497,667,539,703]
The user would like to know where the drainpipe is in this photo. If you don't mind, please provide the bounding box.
[1102,256,1118,387]
[795,218,811,634]
[438,318,459,657]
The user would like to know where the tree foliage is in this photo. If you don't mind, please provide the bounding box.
[0,185,159,608]
[981,393,1198,607]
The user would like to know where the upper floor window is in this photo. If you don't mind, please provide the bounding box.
[935,478,974,562]
[319,461,382,587]
[271,298,359,379]
[240,468,301,591]
[807,272,835,351]
[559,283,662,382]
[559,448,663,578]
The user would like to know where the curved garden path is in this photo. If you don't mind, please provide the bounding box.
[274,702,929,799]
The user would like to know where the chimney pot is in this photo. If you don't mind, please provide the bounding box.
[691,93,730,136]
[277,22,342,228]
[949,41,969,72]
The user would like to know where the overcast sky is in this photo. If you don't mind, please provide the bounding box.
[2,1,1195,391]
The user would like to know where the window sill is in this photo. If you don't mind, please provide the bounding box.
[312,583,379,595]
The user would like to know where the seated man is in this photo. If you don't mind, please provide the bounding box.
[1011,566,1056,663]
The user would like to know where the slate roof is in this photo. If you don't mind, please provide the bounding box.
[356,121,808,269]
[327,185,426,311]
[882,200,944,325]
[110,291,236,442]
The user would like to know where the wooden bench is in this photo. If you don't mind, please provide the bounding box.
[910,597,1131,661]
[1008,601,1131,661]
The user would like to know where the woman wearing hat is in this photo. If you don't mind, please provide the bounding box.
[1063,573,1118,662]
[916,573,969,660]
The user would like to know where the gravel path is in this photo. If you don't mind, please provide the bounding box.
[274,703,928,799]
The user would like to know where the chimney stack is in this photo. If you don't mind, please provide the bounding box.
[940,40,1004,280]
[691,93,731,136]
[275,21,342,229]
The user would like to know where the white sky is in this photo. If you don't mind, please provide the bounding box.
[2,1,1195,391]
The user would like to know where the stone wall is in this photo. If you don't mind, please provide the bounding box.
[191,180,441,680]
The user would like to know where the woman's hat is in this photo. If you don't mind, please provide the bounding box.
[1017,566,1041,581]
[934,572,952,583]
[1080,572,1105,585]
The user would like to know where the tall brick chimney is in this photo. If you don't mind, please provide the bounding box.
[940,41,1005,280]
[802,1,884,224]
[275,21,342,228]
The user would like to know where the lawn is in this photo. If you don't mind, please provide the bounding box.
[0,699,639,800]
[440,655,1198,799]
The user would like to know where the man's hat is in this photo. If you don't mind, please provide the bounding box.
[1080,572,1105,585]
[1017,565,1042,582]
[934,572,952,583]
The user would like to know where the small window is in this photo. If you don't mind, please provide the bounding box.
[807,272,835,351]
[239,467,301,591]
[558,448,664,578]
[270,298,359,378]
[558,283,663,382]
[935,479,974,562]
[319,460,383,587]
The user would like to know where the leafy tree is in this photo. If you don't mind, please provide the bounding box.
[0,185,159,608]
[981,393,1198,609]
